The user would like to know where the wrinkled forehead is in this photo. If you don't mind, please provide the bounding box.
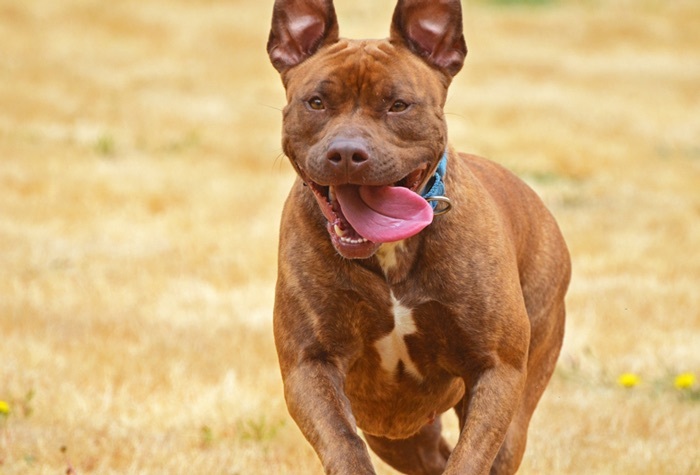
[282,39,446,100]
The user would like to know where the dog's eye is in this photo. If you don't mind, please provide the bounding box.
[389,100,409,113]
[307,97,325,111]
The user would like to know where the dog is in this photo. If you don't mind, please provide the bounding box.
[267,0,571,473]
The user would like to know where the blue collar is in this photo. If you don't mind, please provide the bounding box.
[420,152,451,215]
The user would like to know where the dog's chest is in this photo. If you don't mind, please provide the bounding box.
[374,292,422,380]
[369,242,426,380]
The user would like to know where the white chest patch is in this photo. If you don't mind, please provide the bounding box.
[374,293,422,380]
[376,241,404,275]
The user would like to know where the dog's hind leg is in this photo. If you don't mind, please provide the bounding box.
[490,302,566,475]
[363,418,452,475]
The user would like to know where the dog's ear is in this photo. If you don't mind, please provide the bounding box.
[390,0,467,77]
[267,0,339,73]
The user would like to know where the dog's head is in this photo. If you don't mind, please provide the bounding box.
[268,0,467,259]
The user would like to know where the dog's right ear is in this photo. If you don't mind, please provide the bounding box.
[267,0,339,73]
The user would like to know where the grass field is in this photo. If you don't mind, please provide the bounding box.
[1,0,699,473]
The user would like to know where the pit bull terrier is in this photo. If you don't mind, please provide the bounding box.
[267,0,571,473]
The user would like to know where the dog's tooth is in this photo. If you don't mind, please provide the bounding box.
[337,233,369,245]
[334,224,347,237]
[328,187,336,202]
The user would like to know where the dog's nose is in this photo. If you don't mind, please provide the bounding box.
[326,139,370,175]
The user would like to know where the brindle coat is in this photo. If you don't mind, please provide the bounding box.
[268,1,571,473]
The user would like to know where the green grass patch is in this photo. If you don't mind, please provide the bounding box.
[94,133,116,157]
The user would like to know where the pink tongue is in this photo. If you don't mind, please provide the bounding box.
[334,185,433,243]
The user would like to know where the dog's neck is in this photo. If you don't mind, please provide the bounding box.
[376,240,408,277]
[363,236,424,285]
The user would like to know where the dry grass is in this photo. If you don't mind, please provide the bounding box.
[1,0,698,473]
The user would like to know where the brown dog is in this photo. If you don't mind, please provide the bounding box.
[267,1,571,473]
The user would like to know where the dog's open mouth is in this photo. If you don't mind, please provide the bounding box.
[305,165,434,257]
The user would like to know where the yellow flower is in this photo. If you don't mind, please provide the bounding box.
[0,400,10,416]
[617,373,641,388]
[674,373,696,390]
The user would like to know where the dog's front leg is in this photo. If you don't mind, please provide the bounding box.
[282,359,376,475]
[445,358,528,474]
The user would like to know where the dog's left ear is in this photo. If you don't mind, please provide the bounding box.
[390,0,467,77]
[267,0,339,73]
